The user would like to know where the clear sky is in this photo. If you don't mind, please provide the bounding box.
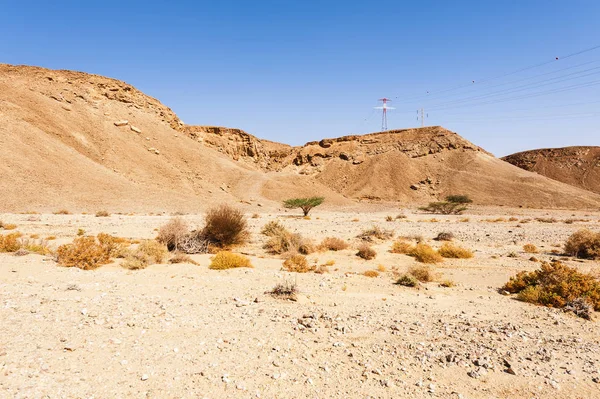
[1,0,599,156]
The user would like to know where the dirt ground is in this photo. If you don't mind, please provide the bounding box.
[1,205,600,398]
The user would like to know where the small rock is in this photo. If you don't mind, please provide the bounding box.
[130,125,142,133]
[114,120,128,127]
[141,374,149,381]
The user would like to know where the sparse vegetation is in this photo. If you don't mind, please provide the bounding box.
[390,239,415,254]
[535,217,557,223]
[282,196,325,216]
[95,210,110,217]
[502,261,600,318]
[523,243,539,254]
[157,217,189,251]
[97,233,130,258]
[377,264,387,272]
[270,281,298,300]
[56,236,111,270]
[385,215,393,222]
[395,274,419,287]
[77,228,85,236]
[2,223,17,230]
[19,237,51,255]
[410,243,443,264]
[53,209,71,215]
[137,240,168,263]
[122,251,151,270]
[439,279,456,288]
[169,253,199,265]
[318,237,349,251]
[564,229,600,259]
[357,226,393,242]
[209,251,252,270]
[408,265,435,282]
[282,254,314,273]
[261,220,287,237]
[446,194,473,204]
[0,233,22,252]
[356,243,376,260]
[363,270,379,278]
[262,221,313,255]
[438,243,473,259]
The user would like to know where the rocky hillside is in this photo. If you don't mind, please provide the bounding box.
[503,147,600,195]
[1,63,599,211]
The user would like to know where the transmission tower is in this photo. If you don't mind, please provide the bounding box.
[374,98,395,131]
[417,108,428,127]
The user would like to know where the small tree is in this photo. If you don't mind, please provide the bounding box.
[446,194,473,204]
[419,201,467,215]
[283,197,324,216]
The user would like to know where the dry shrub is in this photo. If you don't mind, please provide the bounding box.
[410,243,443,264]
[2,223,17,230]
[169,252,199,265]
[509,217,519,222]
[252,213,260,219]
[460,217,470,222]
[122,251,150,270]
[439,279,455,287]
[396,214,407,220]
[263,226,313,256]
[396,274,419,287]
[314,264,329,274]
[209,251,252,270]
[95,210,110,217]
[324,260,335,266]
[502,261,600,316]
[564,298,594,320]
[318,237,349,251]
[56,236,111,270]
[409,265,435,282]
[97,233,130,258]
[19,237,51,255]
[523,243,539,254]
[385,215,393,222]
[419,201,467,215]
[438,243,473,259]
[434,232,454,241]
[564,229,600,259]
[77,228,85,236]
[536,217,557,223]
[390,239,415,254]
[357,226,393,242]
[157,217,189,251]
[363,270,379,278]
[138,240,168,263]
[270,281,298,300]
[282,254,314,273]
[356,244,377,260]
[377,264,387,272]
[202,205,248,248]
[0,233,22,252]
[261,220,287,237]
[53,209,71,215]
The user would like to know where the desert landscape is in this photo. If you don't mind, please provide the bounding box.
[1,62,600,399]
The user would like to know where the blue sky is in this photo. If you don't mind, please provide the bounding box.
[1,0,599,156]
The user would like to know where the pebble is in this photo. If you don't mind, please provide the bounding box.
[141,374,148,381]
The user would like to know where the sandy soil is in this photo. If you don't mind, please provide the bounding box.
[1,206,600,398]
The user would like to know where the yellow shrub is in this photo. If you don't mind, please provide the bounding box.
[409,265,435,282]
[363,270,379,278]
[410,243,443,263]
[523,243,538,254]
[209,251,252,270]
[97,233,130,258]
[438,243,474,259]
[390,239,415,254]
[282,254,314,273]
[137,240,168,263]
[0,233,22,252]
[377,264,387,272]
[122,251,150,270]
[318,237,349,251]
[56,236,111,270]
[356,244,376,260]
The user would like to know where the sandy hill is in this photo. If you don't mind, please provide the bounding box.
[1,63,599,212]
[503,147,600,195]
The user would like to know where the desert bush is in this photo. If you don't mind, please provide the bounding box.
[95,210,110,217]
[47,235,56,240]
[122,251,151,270]
[409,265,435,282]
[209,251,252,270]
[419,201,467,215]
[270,281,298,299]
[535,217,557,223]
[282,254,314,273]
[396,214,407,220]
[523,243,539,253]
[385,215,393,222]
[357,226,393,242]
[97,233,130,258]
[0,233,22,252]
[390,239,415,254]
[396,274,419,287]
[252,213,260,219]
[283,196,324,216]
[564,298,594,320]
[2,223,17,230]
[564,229,600,259]
[363,270,379,278]
[460,217,470,222]
[261,220,287,237]
[157,217,190,251]
[14,248,29,256]
[202,205,248,248]
[446,194,473,204]
[438,243,473,259]
[138,240,168,263]
[507,251,518,258]
[168,252,199,265]
[77,228,85,236]
[18,237,51,255]
[502,261,600,316]
[434,232,454,241]
[53,209,71,215]
[356,244,377,260]
[318,237,349,251]
[439,279,456,288]
[377,264,387,272]
[410,243,443,263]
[56,236,111,270]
